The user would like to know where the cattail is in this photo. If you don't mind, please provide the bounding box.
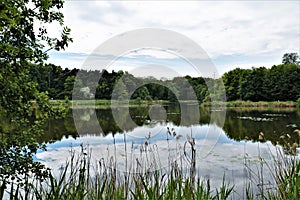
[292,142,298,148]
[294,129,300,137]
[259,132,264,137]
[176,134,182,140]
[167,127,171,136]
[173,131,176,137]
[145,140,148,146]
[187,134,191,141]
[258,132,264,141]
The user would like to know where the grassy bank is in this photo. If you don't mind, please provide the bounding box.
[50,99,171,108]
[48,99,299,109]
[203,100,298,108]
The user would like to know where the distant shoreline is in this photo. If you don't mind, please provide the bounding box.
[48,99,299,109]
[202,100,298,108]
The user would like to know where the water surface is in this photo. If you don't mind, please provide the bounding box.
[36,104,300,197]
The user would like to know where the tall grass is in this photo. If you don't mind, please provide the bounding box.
[2,130,299,199]
[243,132,300,199]
[2,134,235,200]
[203,101,296,108]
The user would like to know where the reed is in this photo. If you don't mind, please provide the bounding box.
[2,129,236,199]
[243,131,300,199]
[2,128,299,199]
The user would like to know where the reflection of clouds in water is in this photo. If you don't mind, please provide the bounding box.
[237,116,274,122]
[80,109,94,121]
[36,124,298,196]
[148,104,167,122]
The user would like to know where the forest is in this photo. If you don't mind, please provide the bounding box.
[30,54,300,103]
[1,0,299,198]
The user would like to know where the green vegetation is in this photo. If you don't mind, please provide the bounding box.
[26,53,300,104]
[282,52,300,65]
[1,0,299,199]
[203,101,297,108]
[0,0,72,198]
[4,145,235,200]
[1,131,299,199]
[222,58,300,102]
[244,132,300,199]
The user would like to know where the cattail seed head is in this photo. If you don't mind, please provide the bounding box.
[258,132,264,141]
[292,142,298,148]
[294,129,300,137]
[176,134,182,140]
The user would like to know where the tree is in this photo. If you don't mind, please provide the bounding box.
[132,86,151,100]
[112,79,128,100]
[269,64,300,101]
[222,68,249,101]
[0,0,72,198]
[63,75,76,99]
[282,53,300,65]
[238,67,268,101]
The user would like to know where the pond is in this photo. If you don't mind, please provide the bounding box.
[36,103,300,197]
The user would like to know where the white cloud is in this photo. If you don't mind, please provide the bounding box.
[47,0,299,75]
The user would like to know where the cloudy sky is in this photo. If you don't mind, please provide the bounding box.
[48,1,299,77]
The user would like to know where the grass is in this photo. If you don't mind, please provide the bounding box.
[50,99,171,109]
[1,130,299,199]
[243,131,300,199]
[2,134,235,200]
[203,100,297,108]
[47,99,299,110]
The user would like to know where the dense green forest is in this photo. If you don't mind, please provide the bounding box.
[30,54,300,102]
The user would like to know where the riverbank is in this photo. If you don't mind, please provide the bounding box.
[203,100,298,108]
[49,99,299,109]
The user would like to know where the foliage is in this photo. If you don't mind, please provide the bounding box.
[24,53,300,104]
[222,61,300,102]
[282,52,300,65]
[0,0,71,198]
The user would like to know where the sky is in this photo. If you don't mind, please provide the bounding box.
[47,0,300,78]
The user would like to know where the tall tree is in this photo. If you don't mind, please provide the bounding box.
[282,53,300,65]
[223,68,246,101]
[0,0,72,197]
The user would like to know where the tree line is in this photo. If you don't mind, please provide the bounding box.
[29,53,300,102]
[223,63,300,101]
[29,64,216,102]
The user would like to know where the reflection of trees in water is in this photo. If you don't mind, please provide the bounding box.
[38,113,78,143]
[180,104,199,126]
[223,109,300,145]
[31,105,300,146]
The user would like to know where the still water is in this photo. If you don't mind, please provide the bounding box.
[37,103,300,197]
